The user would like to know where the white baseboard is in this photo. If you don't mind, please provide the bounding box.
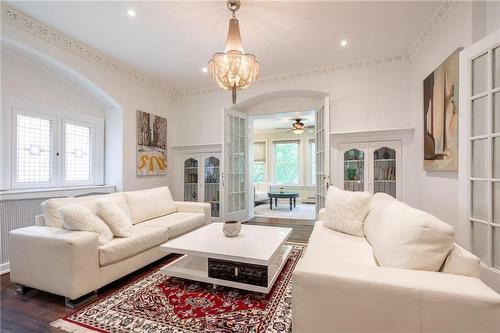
[0,262,10,275]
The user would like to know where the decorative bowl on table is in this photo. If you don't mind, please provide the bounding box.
[223,220,241,237]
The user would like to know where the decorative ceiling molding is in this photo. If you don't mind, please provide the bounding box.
[177,54,408,98]
[407,0,458,61]
[1,4,175,98]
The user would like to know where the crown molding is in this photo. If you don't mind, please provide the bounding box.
[1,4,175,98]
[407,1,458,61]
[177,54,408,98]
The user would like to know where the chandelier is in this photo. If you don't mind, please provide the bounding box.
[208,0,259,104]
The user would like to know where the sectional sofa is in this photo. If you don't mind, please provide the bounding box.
[9,186,210,307]
[293,192,500,333]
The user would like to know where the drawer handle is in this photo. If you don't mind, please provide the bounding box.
[234,267,239,277]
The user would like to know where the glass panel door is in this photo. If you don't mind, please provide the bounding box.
[223,108,248,221]
[204,156,220,218]
[343,149,365,192]
[373,147,396,197]
[469,44,500,269]
[315,102,330,211]
[184,158,198,202]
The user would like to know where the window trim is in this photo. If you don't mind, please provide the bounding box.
[9,100,104,190]
[272,139,302,185]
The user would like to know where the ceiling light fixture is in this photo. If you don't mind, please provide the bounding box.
[292,119,305,135]
[202,67,208,73]
[208,0,259,104]
[126,9,136,17]
[340,39,348,47]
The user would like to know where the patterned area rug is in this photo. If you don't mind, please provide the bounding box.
[51,244,305,333]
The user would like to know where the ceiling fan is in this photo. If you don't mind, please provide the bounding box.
[274,118,313,135]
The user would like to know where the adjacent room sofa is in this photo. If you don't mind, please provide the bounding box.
[9,186,210,306]
[293,192,500,333]
[254,182,271,204]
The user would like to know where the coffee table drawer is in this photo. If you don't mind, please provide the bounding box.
[208,258,268,287]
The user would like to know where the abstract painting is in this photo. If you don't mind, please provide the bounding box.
[423,48,461,171]
[136,110,167,176]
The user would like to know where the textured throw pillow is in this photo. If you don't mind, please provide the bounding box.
[59,204,113,245]
[324,187,371,237]
[96,200,133,237]
[364,198,455,271]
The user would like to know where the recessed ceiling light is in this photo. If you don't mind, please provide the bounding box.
[340,40,348,47]
[202,67,208,73]
[126,9,136,17]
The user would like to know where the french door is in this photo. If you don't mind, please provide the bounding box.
[222,108,249,222]
[459,28,500,291]
[315,97,330,213]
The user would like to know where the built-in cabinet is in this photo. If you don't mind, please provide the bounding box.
[339,141,402,199]
[181,153,222,221]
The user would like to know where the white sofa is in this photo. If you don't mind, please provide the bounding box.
[254,182,271,203]
[9,186,210,306]
[293,194,500,333]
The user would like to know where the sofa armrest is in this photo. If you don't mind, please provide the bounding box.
[9,226,100,300]
[317,208,326,221]
[34,214,45,226]
[174,201,211,225]
[292,260,500,333]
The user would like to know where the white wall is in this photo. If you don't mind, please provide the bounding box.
[1,21,175,191]
[173,61,412,147]
[408,1,500,237]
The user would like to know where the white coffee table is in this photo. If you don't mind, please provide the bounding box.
[159,223,293,293]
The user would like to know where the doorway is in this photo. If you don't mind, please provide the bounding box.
[250,111,317,220]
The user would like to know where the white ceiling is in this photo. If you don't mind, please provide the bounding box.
[252,111,315,133]
[8,1,441,92]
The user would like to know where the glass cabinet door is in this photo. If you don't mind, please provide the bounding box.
[373,147,397,197]
[344,149,365,192]
[184,158,198,202]
[204,156,220,218]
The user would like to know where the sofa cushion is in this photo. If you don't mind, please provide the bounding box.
[125,186,177,224]
[99,225,169,266]
[255,192,268,202]
[442,244,480,278]
[324,187,371,237]
[303,221,377,267]
[42,192,131,228]
[59,204,113,245]
[364,194,454,271]
[140,212,205,239]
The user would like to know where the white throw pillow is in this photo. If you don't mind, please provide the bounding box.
[364,196,454,271]
[59,204,113,245]
[96,200,133,237]
[125,186,177,224]
[42,193,132,228]
[324,187,371,237]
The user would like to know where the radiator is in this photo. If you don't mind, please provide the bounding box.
[0,198,47,266]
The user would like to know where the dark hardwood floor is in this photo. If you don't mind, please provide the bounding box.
[0,216,313,332]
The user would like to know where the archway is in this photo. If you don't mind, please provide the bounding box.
[1,37,124,189]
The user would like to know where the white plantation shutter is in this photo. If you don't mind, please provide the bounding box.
[15,112,54,186]
[64,122,92,183]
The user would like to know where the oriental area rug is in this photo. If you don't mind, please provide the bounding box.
[51,244,306,333]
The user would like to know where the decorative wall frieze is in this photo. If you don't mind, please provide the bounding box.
[177,54,408,98]
[407,1,458,60]
[1,4,175,98]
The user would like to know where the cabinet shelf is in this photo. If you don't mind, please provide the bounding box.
[374,159,396,162]
[374,179,396,183]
